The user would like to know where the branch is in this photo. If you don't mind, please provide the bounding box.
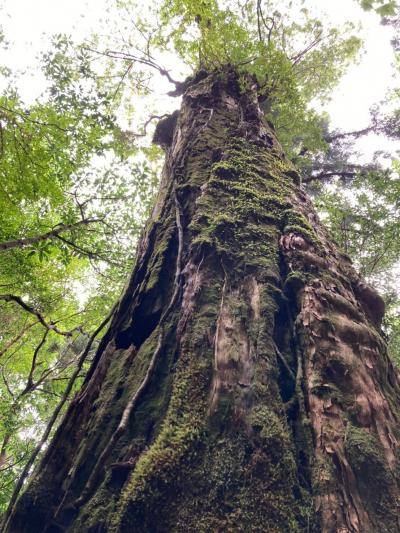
[291,32,324,65]
[324,125,377,142]
[0,121,4,159]
[0,320,38,359]
[1,302,117,533]
[55,235,125,267]
[256,0,263,42]
[19,330,49,396]
[0,295,75,337]
[0,104,68,133]
[112,61,133,101]
[303,170,359,183]
[132,114,169,138]
[2,370,15,399]
[274,342,296,381]
[303,160,380,183]
[0,218,102,252]
[81,46,181,87]
[257,0,276,44]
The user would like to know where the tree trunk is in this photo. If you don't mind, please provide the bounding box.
[6,68,400,533]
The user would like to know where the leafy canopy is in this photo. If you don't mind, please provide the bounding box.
[0,31,158,510]
[153,0,362,157]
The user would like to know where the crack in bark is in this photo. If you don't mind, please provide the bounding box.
[65,190,185,511]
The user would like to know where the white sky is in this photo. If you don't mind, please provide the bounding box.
[0,0,398,156]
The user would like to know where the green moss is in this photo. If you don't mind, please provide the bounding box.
[312,454,337,494]
[283,209,311,228]
[284,270,310,299]
[188,137,294,278]
[250,405,286,443]
[144,215,175,292]
[317,288,363,322]
[282,208,320,246]
[110,366,209,530]
[186,135,322,288]
[345,424,398,531]
[108,256,308,532]
[108,300,216,531]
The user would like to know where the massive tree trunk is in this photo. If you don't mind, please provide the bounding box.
[6,68,400,533]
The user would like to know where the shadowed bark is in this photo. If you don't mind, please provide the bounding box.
[5,68,400,533]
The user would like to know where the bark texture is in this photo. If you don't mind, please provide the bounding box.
[6,68,400,533]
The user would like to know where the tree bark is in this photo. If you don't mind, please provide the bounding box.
[5,68,400,533]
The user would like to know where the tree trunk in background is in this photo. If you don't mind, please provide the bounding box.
[6,68,400,533]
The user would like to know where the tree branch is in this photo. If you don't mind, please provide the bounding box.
[0,104,68,133]
[0,218,102,252]
[132,114,169,137]
[0,295,75,337]
[324,125,377,142]
[0,320,39,359]
[81,46,181,87]
[55,235,124,267]
[291,32,324,65]
[303,170,360,183]
[20,330,49,396]
[1,302,118,532]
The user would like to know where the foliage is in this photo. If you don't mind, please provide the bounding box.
[0,32,158,512]
[155,0,362,158]
[313,160,400,363]
[359,0,398,16]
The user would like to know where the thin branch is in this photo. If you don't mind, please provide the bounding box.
[132,114,169,138]
[0,104,68,133]
[256,0,263,42]
[81,46,181,87]
[0,320,39,359]
[290,32,324,65]
[0,120,4,158]
[0,218,102,252]
[20,330,49,396]
[257,0,276,44]
[0,454,28,474]
[55,235,124,267]
[1,370,15,399]
[0,303,117,533]
[0,295,75,337]
[0,435,11,470]
[112,62,133,101]
[324,125,377,142]
[303,170,359,183]
[274,342,296,381]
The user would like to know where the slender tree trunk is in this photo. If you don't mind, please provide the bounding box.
[6,68,400,533]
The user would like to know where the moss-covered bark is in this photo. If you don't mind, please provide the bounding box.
[6,68,400,533]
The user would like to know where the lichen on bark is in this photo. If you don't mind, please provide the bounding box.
[6,67,400,533]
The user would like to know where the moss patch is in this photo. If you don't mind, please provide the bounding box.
[345,424,399,531]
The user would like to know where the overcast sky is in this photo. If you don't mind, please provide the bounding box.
[0,0,398,156]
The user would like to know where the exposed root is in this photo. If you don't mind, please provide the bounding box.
[71,331,163,509]
[274,341,296,382]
